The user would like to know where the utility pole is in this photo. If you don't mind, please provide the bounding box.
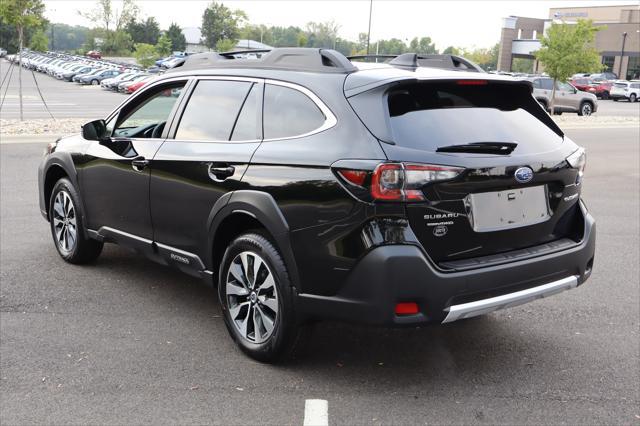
[366,0,373,54]
[618,32,627,78]
[18,25,23,121]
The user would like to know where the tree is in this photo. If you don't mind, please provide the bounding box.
[133,42,157,68]
[409,37,438,54]
[166,22,186,51]
[201,1,246,50]
[126,16,160,45]
[459,43,499,71]
[0,0,46,121]
[155,33,172,56]
[215,38,236,52]
[442,46,459,55]
[535,19,603,113]
[78,0,138,32]
[29,28,48,51]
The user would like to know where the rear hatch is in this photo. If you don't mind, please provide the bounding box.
[346,77,585,266]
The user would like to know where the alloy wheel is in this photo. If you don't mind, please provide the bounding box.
[52,191,77,255]
[582,104,592,116]
[226,251,279,344]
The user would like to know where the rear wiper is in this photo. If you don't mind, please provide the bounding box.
[436,142,517,155]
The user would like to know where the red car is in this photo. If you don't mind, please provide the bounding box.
[589,80,613,99]
[126,79,148,94]
[570,77,592,92]
[86,50,102,59]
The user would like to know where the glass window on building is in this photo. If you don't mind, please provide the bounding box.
[601,56,615,73]
[626,56,640,80]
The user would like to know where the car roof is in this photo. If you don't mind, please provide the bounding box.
[158,48,521,97]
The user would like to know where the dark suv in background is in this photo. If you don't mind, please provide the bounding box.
[38,49,595,361]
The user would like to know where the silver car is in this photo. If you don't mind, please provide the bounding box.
[528,77,598,116]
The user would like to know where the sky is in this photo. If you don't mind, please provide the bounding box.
[44,0,636,49]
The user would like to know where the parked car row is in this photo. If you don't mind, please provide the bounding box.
[5,50,159,95]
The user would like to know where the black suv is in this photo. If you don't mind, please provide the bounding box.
[38,49,596,361]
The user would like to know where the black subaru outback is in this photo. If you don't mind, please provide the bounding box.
[38,49,595,361]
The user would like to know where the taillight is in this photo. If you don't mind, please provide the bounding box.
[566,148,586,185]
[456,80,488,86]
[337,162,464,202]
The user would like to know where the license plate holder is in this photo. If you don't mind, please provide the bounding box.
[468,186,550,232]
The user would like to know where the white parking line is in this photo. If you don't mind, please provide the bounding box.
[303,399,328,426]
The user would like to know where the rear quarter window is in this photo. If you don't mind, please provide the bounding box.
[263,84,326,139]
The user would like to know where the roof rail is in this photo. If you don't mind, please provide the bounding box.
[169,48,358,74]
[347,53,485,73]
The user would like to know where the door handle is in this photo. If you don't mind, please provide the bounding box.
[131,157,149,171]
[208,164,235,182]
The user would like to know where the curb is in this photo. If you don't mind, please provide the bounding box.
[0,134,64,144]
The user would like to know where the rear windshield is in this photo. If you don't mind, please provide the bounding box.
[374,81,562,151]
[614,82,628,88]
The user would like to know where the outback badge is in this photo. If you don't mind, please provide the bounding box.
[514,166,533,183]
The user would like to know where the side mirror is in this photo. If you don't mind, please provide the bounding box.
[82,119,108,141]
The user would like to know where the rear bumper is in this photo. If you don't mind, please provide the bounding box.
[609,93,628,100]
[297,201,595,326]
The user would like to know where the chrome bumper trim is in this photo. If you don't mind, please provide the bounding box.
[442,275,579,323]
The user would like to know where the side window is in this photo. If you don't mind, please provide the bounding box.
[556,81,573,92]
[263,84,326,139]
[541,79,554,90]
[175,80,252,141]
[230,84,260,141]
[113,81,185,138]
[532,79,541,89]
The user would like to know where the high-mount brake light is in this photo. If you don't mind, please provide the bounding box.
[456,80,488,85]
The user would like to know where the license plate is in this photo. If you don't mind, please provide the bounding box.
[468,186,550,232]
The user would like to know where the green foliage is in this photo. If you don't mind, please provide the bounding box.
[156,33,172,56]
[201,1,246,49]
[29,28,48,51]
[133,42,157,67]
[459,43,499,71]
[511,57,534,74]
[409,37,437,54]
[0,0,46,50]
[535,19,603,82]
[215,38,236,52]
[47,23,89,51]
[78,0,138,32]
[442,46,459,55]
[126,16,160,45]
[166,22,186,51]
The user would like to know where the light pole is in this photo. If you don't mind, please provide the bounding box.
[618,31,627,78]
[366,0,373,54]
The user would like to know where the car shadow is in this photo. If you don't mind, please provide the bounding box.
[91,244,560,388]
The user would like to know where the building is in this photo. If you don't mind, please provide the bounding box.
[498,4,640,79]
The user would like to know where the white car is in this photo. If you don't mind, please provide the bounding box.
[610,80,640,102]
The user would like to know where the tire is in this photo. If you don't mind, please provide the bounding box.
[218,232,300,362]
[49,178,103,264]
[602,91,609,100]
[91,79,99,85]
[630,94,637,103]
[613,98,618,102]
[578,102,593,116]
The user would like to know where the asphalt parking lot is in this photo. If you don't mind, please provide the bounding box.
[1,59,640,120]
[2,56,640,424]
[1,125,638,424]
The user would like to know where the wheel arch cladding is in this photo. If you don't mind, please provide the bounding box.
[207,190,301,290]
[43,156,78,218]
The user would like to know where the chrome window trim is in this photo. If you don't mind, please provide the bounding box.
[262,78,337,142]
[106,75,337,144]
